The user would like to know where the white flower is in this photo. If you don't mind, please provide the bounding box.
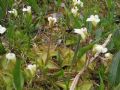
[6,53,16,60]
[93,44,108,53]
[0,25,6,34]
[8,9,18,17]
[74,28,88,40]
[73,0,83,7]
[86,15,100,26]
[71,7,79,16]
[22,6,31,13]
[48,17,57,27]
[26,64,36,75]
[105,53,112,59]
[80,1,83,7]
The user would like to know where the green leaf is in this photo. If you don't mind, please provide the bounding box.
[13,60,24,90]
[53,69,64,77]
[0,0,7,17]
[0,7,3,20]
[56,0,62,7]
[77,43,94,59]
[46,61,60,70]
[56,81,67,90]
[7,22,15,45]
[0,41,6,55]
[65,35,77,46]
[95,29,103,40]
[109,51,120,86]
[7,0,14,7]
[113,29,120,50]
[14,31,30,52]
[99,73,104,90]
[114,83,120,90]
[77,80,93,90]
[71,36,81,65]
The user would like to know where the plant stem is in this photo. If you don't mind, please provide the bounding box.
[70,34,112,90]
[45,28,52,65]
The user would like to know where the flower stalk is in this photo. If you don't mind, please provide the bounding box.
[70,34,112,90]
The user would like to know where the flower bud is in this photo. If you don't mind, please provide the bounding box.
[74,27,88,40]
[73,0,83,7]
[93,44,107,54]
[48,17,57,27]
[6,53,16,61]
[0,25,6,34]
[26,64,36,76]
[22,6,31,14]
[105,53,113,59]
[71,7,79,16]
[8,9,18,17]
